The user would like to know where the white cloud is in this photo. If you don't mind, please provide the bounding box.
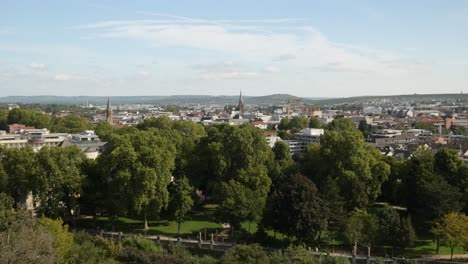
[264,66,280,73]
[53,74,85,81]
[191,61,258,80]
[29,62,46,70]
[79,16,428,75]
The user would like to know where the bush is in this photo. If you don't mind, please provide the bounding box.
[122,236,163,254]
[222,244,270,264]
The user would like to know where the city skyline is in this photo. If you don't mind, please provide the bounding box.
[1,0,468,97]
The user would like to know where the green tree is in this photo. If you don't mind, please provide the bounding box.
[168,176,194,236]
[306,118,390,210]
[345,209,377,246]
[0,109,8,130]
[404,148,462,230]
[289,116,308,133]
[35,146,86,219]
[0,192,14,231]
[358,119,369,138]
[94,121,114,142]
[309,117,322,128]
[2,147,39,202]
[191,124,273,232]
[99,130,176,229]
[278,117,291,131]
[263,174,327,244]
[7,108,52,128]
[52,114,90,133]
[39,217,75,263]
[434,147,466,187]
[432,212,468,260]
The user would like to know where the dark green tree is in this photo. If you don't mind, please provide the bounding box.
[168,177,194,236]
[263,174,327,243]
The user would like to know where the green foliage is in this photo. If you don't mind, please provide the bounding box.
[7,108,52,128]
[191,124,273,230]
[0,192,14,231]
[52,114,90,133]
[309,117,322,128]
[303,118,390,210]
[222,244,270,264]
[169,176,194,235]
[0,109,8,130]
[36,146,86,218]
[432,212,468,260]
[39,217,75,263]
[122,236,163,254]
[99,128,177,228]
[358,119,369,138]
[263,174,327,244]
[405,148,462,230]
[279,116,309,133]
[345,208,378,245]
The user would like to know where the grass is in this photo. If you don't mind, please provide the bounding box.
[78,204,223,239]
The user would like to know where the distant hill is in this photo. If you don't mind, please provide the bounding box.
[0,94,315,105]
[1,93,465,106]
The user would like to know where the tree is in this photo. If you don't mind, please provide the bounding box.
[99,130,176,229]
[289,116,308,133]
[309,117,322,128]
[168,177,194,236]
[306,118,390,210]
[345,209,377,246]
[269,141,295,186]
[398,216,416,249]
[434,148,466,187]
[432,212,468,260]
[263,174,327,244]
[191,124,273,232]
[0,192,14,231]
[358,119,369,138]
[1,147,39,203]
[52,114,89,133]
[375,208,401,249]
[278,117,291,131]
[404,148,462,230]
[35,146,86,219]
[7,108,52,129]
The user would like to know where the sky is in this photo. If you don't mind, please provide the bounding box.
[1,0,468,97]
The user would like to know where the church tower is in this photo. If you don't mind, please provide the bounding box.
[238,91,244,115]
[105,98,113,124]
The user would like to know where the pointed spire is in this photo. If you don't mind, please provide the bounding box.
[238,90,244,115]
[106,97,113,124]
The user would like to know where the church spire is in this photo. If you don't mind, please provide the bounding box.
[106,98,113,124]
[238,91,244,115]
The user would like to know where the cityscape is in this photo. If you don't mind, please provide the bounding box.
[1,1,468,264]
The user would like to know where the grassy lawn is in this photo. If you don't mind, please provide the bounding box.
[78,204,223,238]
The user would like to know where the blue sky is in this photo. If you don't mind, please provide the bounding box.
[1,0,467,97]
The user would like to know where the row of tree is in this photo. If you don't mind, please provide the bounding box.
[0,114,467,252]
[0,108,90,133]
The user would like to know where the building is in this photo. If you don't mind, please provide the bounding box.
[238,91,244,115]
[293,128,324,144]
[106,97,113,124]
[0,128,68,151]
[60,130,107,159]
